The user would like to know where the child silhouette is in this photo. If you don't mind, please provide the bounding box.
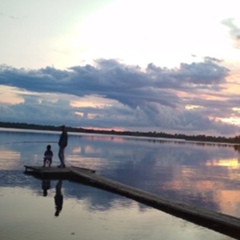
[43,145,53,167]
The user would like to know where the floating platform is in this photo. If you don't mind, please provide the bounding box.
[24,165,240,239]
[24,165,95,179]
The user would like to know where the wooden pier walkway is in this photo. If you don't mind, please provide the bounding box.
[24,165,95,178]
[24,165,240,239]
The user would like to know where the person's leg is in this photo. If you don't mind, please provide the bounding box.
[58,147,65,167]
[43,158,46,167]
[58,148,63,165]
[61,148,65,167]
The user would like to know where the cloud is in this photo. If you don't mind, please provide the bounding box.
[0,58,229,102]
[221,18,240,48]
[0,59,238,136]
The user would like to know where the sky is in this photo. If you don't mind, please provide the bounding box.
[1,0,240,136]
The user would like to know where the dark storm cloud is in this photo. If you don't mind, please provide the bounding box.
[0,58,229,107]
[0,59,237,136]
[146,60,228,90]
[174,61,228,85]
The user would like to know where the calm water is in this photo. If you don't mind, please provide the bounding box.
[0,128,240,240]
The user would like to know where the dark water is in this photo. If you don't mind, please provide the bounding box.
[0,128,239,240]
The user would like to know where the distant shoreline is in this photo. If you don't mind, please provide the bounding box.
[0,121,240,145]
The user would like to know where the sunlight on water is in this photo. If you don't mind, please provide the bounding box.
[205,158,240,168]
[0,149,20,169]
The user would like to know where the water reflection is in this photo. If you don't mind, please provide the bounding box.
[1,130,240,239]
[205,158,240,168]
[54,179,63,217]
[233,145,240,153]
[42,179,51,197]
[41,178,64,216]
[1,184,233,240]
[0,149,20,169]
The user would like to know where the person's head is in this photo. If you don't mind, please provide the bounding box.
[61,125,66,130]
[47,145,51,150]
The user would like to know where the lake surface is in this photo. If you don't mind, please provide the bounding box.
[0,128,240,240]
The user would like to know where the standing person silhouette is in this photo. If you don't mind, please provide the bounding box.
[58,125,68,168]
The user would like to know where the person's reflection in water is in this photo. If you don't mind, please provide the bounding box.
[54,179,63,217]
[42,179,51,197]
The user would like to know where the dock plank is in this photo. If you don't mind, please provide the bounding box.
[70,166,240,239]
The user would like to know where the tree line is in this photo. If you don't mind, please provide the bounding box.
[0,121,240,144]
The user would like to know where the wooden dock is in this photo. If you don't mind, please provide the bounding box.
[24,165,95,178]
[24,165,240,239]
